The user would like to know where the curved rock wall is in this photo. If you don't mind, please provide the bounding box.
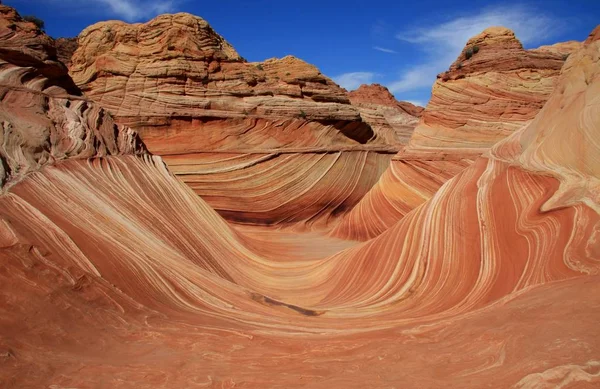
[347,83,423,146]
[0,5,599,386]
[0,5,143,190]
[68,13,398,227]
[2,29,600,385]
[333,28,582,240]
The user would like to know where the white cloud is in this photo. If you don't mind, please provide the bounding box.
[388,65,438,93]
[404,100,425,107]
[333,72,376,91]
[373,46,397,54]
[389,4,563,94]
[95,0,176,21]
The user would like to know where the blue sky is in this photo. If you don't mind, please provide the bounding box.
[7,0,599,106]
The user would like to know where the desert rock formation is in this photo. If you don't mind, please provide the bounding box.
[54,37,77,66]
[348,83,423,145]
[68,13,399,227]
[69,13,367,130]
[0,6,142,189]
[332,27,580,240]
[410,26,579,151]
[1,4,599,386]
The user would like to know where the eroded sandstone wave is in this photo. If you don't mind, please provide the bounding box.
[1,4,599,387]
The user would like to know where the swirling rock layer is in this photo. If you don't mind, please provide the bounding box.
[333,29,584,240]
[1,140,598,387]
[164,150,392,227]
[68,13,402,226]
[1,4,599,386]
[0,5,143,189]
[330,150,477,240]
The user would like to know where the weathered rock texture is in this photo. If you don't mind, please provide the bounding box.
[333,27,581,240]
[68,13,400,226]
[1,18,599,387]
[0,6,77,92]
[532,40,582,56]
[348,83,423,146]
[410,26,579,151]
[0,6,143,190]
[330,151,477,240]
[69,14,373,132]
[54,37,77,66]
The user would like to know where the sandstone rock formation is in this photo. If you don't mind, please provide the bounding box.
[330,151,476,240]
[532,40,582,56]
[69,13,368,130]
[54,37,77,66]
[332,27,580,240]
[0,6,77,92]
[347,83,423,145]
[1,11,599,386]
[411,26,575,151]
[0,5,143,189]
[68,13,400,226]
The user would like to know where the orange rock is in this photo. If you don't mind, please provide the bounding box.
[0,4,600,386]
[69,13,364,127]
[0,5,143,189]
[68,13,400,226]
[348,83,423,145]
[411,26,574,151]
[1,24,599,388]
[334,28,584,240]
[54,37,77,67]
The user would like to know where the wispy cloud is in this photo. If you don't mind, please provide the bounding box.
[95,0,176,21]
[333,72,376,90]
[371,20,392,38]
[373,46,397,54]
[388,65,438,94]
[404,100,425,107]
[388,4,563,94]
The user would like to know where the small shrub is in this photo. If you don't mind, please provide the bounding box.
[23,15,45,31]
[465,47,473,59]
[456,62,463,69]
[472,45,480,54]
[285,72,291,76]
[298,110,307,119]
[255,64,264,71]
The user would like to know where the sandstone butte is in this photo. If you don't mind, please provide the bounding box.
[331,26,584,240]
[1,4,600,387]
[347,83,424,146]
[67,13,426,228]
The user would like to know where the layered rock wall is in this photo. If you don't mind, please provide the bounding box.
[68,13,397,227]
[0,5,143,189]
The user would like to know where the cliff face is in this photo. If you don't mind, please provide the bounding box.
[347,84,423,146]
[0,5,144,189]
[69,13,368,129]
